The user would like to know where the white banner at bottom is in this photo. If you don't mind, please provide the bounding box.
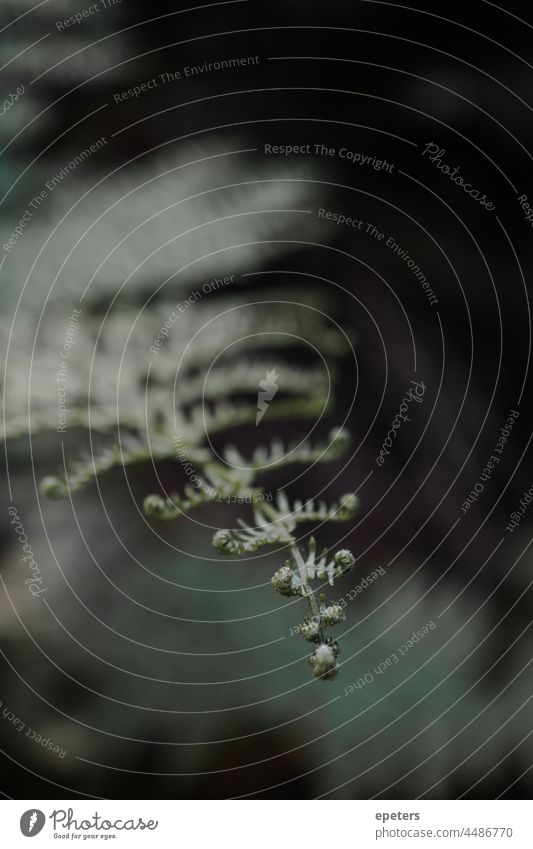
[0,800,530,848]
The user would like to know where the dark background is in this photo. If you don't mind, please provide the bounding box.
[0,0,532,799]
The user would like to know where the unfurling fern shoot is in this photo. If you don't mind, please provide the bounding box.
[19,298,358,680]
[145,426,358,680]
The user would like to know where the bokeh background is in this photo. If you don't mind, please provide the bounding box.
[1,0,532,799]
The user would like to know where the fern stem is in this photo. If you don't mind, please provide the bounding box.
[289,540,324,639]
[257,499,324,640]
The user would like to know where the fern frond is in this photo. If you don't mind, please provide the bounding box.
[39,434,159,499]
[192,396,326,439]
[175,362,327,407]
[274,489,359,530]
[198,458,252,488]
[143,468,264,521]
[223,426,351,471]
[302,537,355,586]
[143,484,220,520]
[212,514,288,554]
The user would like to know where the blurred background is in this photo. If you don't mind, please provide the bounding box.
[0,0,532,799]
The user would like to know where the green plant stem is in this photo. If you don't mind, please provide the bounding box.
[258,499,324,641]
[289,541,323,630]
